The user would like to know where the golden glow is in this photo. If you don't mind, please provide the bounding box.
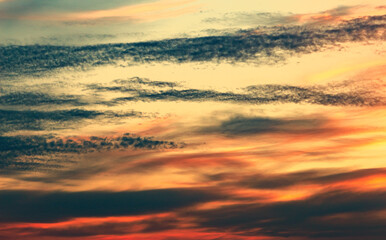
[308,60,386,83]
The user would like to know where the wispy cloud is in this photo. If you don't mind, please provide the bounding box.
[0,0,201,24]
[0,133,180,170]
[30,215,180,237]
[0,109,145,133]
[0,92,86,106]
[1,2,385,240]
[1,15,384,77]
[88,76,179,93]
[0,109,103,133]
[203,5,386,27]
[209,168,386,189]
[110,82,384,107]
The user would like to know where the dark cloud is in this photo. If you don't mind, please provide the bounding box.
[0,92,86,106]
[0,109,106,134]
[0,109,143,133]
[3,81,380,111]
[0,133,180,170]
[0,188,221,222]
[210,168,386,189]
[1,15,384,77]
[0,109,102,133]
[2,79,381,109]
[189,190,386,239]
[114,77,179,88]
[115,89,252,102]
[0,109,102,122]
[245,84,382,106]
[112,84,382,107]
[89,76,179,93]
[200,115,326,136]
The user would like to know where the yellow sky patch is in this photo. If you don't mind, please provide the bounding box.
[308,60,386,83]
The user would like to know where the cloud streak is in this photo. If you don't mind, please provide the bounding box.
[208,168,386,190]
[1,15,384,77]
[0,109,145,134]
[189,189,386,239]
[0,188,221,222]
[111,83,384,107]
[0,133,180,170]
[0,2,385,240]
[0,92,86,106]
[200,115,327,136]
[1,0,200,24]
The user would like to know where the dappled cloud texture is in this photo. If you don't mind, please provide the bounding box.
[0,0,386,239]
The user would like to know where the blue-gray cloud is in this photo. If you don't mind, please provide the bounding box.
[1,15,384,77]
[0,133,180,170]
[110,83,383,107]
[0,92,86,106]
[200,115,327,136]
[0,109,144,133]
[0,188,221,222]
[189,189,386,239]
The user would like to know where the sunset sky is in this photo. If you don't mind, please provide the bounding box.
[0,0,385,239]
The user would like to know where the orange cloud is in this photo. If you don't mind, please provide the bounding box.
[288,5,386,25]
[0,218,275,240]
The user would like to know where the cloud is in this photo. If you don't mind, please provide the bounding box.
[0,92,86,106]
[1,15,384,77]
[1,0,200,24]
[0,109,103,133]
[3,79,382,110]
[245,84,383,106]
[0,188,221,222]
[88,76,179,93]
[286,5,363,24]
[189,189,386,239]
[124,151,250,173]
[204,12,289,27]
[200,115,327,136]
[211,168,386,189]
[111,83,383,107]
[203,6,366,27]
[0,133,180,170]
[35,217,179,237]
[0,109,144,133]
[0,0,150,16]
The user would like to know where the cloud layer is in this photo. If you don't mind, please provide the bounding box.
[0,188,220,222]
[0,2,385,240]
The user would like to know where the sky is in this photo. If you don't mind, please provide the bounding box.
[0,0,385,239]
